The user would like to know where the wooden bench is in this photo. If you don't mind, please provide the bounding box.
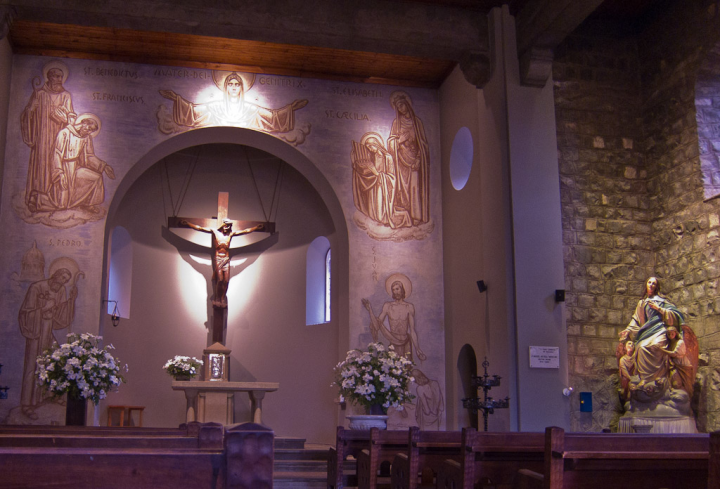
[436,429,545,489]
[0,422,219,449]
[390,426,462,489]
[328,426,372,489]
[356,427,409,489]
[536,426,710,489]
[0,422,273,489]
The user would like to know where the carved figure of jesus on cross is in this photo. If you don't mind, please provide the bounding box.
[168,192,274,344]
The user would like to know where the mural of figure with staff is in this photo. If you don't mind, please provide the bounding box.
[20,61,75,211]
[362,273,426,362]
[18,258,83,419]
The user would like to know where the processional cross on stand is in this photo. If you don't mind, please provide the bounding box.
[168,192,275,345]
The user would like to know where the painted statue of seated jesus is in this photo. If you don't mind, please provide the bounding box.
[180,218,264,308]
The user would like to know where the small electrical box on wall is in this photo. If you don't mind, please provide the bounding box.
[579,392,593,412]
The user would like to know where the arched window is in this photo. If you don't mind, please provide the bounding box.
[325,248,332,322]
[107,226,132,318]
[306,236,331,325]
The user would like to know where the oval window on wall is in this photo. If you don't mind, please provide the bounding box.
[450,127,474,190]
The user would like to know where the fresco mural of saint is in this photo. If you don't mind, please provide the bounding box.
[388,91,430,226]
[157,71,310,146]
[362,273,426,362]
[28,114,115,213]
[14,62,114,228]
[351,92,434,241]
[351,132,411,229]
[20,61,75,210]
[16,255,83,421]
[412,368,444,430]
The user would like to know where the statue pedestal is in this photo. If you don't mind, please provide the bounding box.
[618,415,697,433]
[172,381,279,426]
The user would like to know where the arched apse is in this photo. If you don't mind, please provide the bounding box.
[99,128,349,443]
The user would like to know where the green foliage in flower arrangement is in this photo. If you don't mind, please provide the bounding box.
[36,332,126,405]
[333,342,415,411]
[163,355,203,378]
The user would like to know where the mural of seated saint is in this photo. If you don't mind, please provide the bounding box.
[157,71,310,146]
[616,276,699,433]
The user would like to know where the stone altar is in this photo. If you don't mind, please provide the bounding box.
[172,380,279,425]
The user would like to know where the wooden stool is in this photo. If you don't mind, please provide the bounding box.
[107,405,145,427]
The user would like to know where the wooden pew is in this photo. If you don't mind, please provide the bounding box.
[0,422,272,489]
[328,426,372,489]
[356,427,409,489]
[390,426,462,489]
[541,426,709,489]
[0,422,218,449]
[436,428,545,489]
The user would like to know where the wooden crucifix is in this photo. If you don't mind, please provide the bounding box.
[168,192,275,344]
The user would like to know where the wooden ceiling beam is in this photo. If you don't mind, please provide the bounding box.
[9,21,455,88]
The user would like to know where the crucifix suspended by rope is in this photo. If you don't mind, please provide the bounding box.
[164,146,281,345]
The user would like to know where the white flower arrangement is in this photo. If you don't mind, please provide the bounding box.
[333,342,415,412]
[163,355,203,378]
[36,332,126,405]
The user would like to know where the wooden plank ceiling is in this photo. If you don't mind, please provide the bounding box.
[8,20,456,88]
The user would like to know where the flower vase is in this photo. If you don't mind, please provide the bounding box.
[174,374,192,381]
[65,392,87,426]
[347,404,389,430]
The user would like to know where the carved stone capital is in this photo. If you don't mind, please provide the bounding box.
[459,50,493,89]
[519,46,554,88]
[0,6,16,41]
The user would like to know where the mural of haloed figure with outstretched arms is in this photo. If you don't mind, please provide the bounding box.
[158,71,310,145]
[616,277,699,432]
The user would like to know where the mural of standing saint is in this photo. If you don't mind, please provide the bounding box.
[362,273,426,362]
[158,71,310,145]
[21,61,75,210]
[18,258,83,420]
[388,91,430,225]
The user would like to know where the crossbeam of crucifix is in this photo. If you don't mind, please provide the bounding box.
[168,192,275,344]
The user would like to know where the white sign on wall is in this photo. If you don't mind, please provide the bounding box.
[529,346,560,369]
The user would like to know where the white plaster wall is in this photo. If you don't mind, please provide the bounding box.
[500,8,570,431]
[439,10,518,432]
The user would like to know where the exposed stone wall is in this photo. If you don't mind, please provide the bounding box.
[554,29,651,432]
[639,0,720,432]
[555,0,720,432]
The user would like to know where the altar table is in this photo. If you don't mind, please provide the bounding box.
[172,381,279,425]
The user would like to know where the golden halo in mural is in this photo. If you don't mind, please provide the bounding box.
[212,71,256,93]
[360,132,385,148]
[42,60,70,85]
[48,256,81,283]
[76,113,102,139]
[390,90,413,109]
[385,273,412,299]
